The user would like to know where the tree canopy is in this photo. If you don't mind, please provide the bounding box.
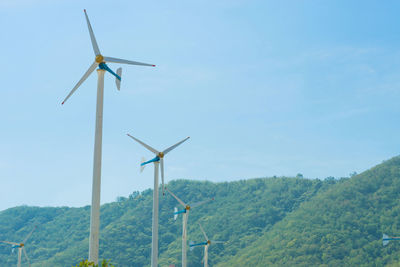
[1,157,400,266]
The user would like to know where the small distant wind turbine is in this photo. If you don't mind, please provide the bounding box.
[61,10,155,265]
[383,234,400,246]
[166,188,214,267]
[127,134,189,267]
[1,226,37,267]
[189,224,225,267]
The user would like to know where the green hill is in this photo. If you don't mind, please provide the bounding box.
[219,156,400,267]
[0,177,324,266]
[1,157,399,266]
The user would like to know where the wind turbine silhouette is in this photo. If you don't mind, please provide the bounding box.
[0,225,37,267]
[190,223,225,267]
[127,134,189,267]
[61,10,155,264]
[166,188,214,267]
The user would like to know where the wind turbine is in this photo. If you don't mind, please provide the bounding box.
[383,234,400,246]
[0,226,36,267]
[189,224,225,267]
[166,188,214,267]
[127,134,189,267]
[61,10,155,264]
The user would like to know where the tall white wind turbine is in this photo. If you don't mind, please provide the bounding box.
[62,10,155,264]
[189,224,225,267]
[0,226,36,267]
[166,188,214,267]
[127,134,190,267]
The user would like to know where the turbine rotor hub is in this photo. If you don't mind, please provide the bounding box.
[186,205,190,210]
[95,54,104,63]
[158,152,164,158]
[207,240,211,245]
[20,243,24,247]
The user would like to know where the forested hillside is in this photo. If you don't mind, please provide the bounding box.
[220,157,400,267]
[0,177,325,266]
[0,157,400,266]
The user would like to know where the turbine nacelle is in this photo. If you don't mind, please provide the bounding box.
[95,54,104,63]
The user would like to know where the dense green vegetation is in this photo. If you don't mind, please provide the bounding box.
[220,157,400,267]
[1,157,400,266]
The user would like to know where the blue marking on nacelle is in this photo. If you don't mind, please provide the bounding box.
[384,237,400,241]
[189,241,207,247]
[99,62,121,81]
[174,209,186,215]
[141,156,160,166]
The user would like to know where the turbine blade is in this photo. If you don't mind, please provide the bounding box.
[199,223,209,241]
[127,134,159,154]
[103,56,155,67]
[165,188,186,207]
[62,62,97,104]
[163,137,190,155]
[22,247,30,267]
[84,9,101,56]
[191,197,214,208]
[161,158,165,195]
[0,241,19,246]
[23,225,37,244]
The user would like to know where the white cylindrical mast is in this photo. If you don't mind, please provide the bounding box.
[204,245,208,267]
[17,248,21,267]
[151,161,160,267]
[182,211,188,267]
[88,69,105,264]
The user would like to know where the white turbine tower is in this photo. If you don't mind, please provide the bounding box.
[0,226,36,267]
[166,188,214,267]
[189,224,225,267]
[127,134,189,267]
[62,10,155,264]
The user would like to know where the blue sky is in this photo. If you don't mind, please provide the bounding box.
[1,0,400,211]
